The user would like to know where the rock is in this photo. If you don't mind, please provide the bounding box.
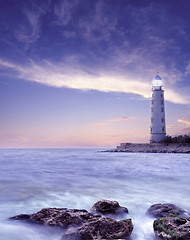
[91,199,128,215]
[11,208,101,228]
[10,214,31,220]
[10,205,132,239]
[113,143,190,153]
[153,217,190,240]
[146,203,188,218]
[63,217,133,240]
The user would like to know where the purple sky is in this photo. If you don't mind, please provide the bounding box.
[0,0,190,147]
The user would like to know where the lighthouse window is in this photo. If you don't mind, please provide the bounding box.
[161,94,163,97]
[151,128,152,133]
[151,100,154,104]
[162,118,164,122]
[151,107,153,112]
[160,100,163,105]
[151,118,153,122]
[161,108,164,112]
[162,127,165,132]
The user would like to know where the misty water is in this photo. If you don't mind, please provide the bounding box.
[0,148,190,240]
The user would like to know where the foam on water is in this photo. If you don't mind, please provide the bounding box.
[0,148,190,239]
[0,222,63,240]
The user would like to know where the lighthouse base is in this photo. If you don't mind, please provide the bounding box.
[150,133,166,143]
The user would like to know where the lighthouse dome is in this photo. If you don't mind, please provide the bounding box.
[154,75,162,80]
[152,74,163,88]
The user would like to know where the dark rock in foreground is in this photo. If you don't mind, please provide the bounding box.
[11,208,101,228]
[92,199,128,215]
[153,217,190,240]
[10,201,133,240]
[10,214,31,220]
[64,217,133,240]
[146,203,188,218]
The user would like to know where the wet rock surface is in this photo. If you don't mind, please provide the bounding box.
[146,203,188,218]
[63,217,133,240]
[10,200,132,239]
[12,200,190,240]
[153,217,190,240]
[11,208,101,228]
[91,199,128,215]
[10,214,31,220]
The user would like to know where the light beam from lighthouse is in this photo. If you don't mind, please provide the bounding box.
[150,74,166,143]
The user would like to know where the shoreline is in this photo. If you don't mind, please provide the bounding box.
[105,143,190,153]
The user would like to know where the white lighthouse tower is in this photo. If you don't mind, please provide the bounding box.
[150,74,166,143]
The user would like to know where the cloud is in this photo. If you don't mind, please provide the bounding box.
[1,0,189,107]
[0,58,151,98]
[107,117,134,122]
[54,0,79,26]
[185,62,190,76]
[15,11,39,46]
[1,1,190,104]
[94,116,134,126]
[79,1,117,42]
[0,58,189,105]
[14,1,49,48]
[164,89,188,105]
[177,118,190,135]
[64,31,76,38]
[178,118,190,127]
[0,59,25,73]
[166,124,178,129]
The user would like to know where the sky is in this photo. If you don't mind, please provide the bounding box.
[0,0,190,148]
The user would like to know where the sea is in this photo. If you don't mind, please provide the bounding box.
[0,148,190,240]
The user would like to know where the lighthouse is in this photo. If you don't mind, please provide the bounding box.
[150,74,166,143]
